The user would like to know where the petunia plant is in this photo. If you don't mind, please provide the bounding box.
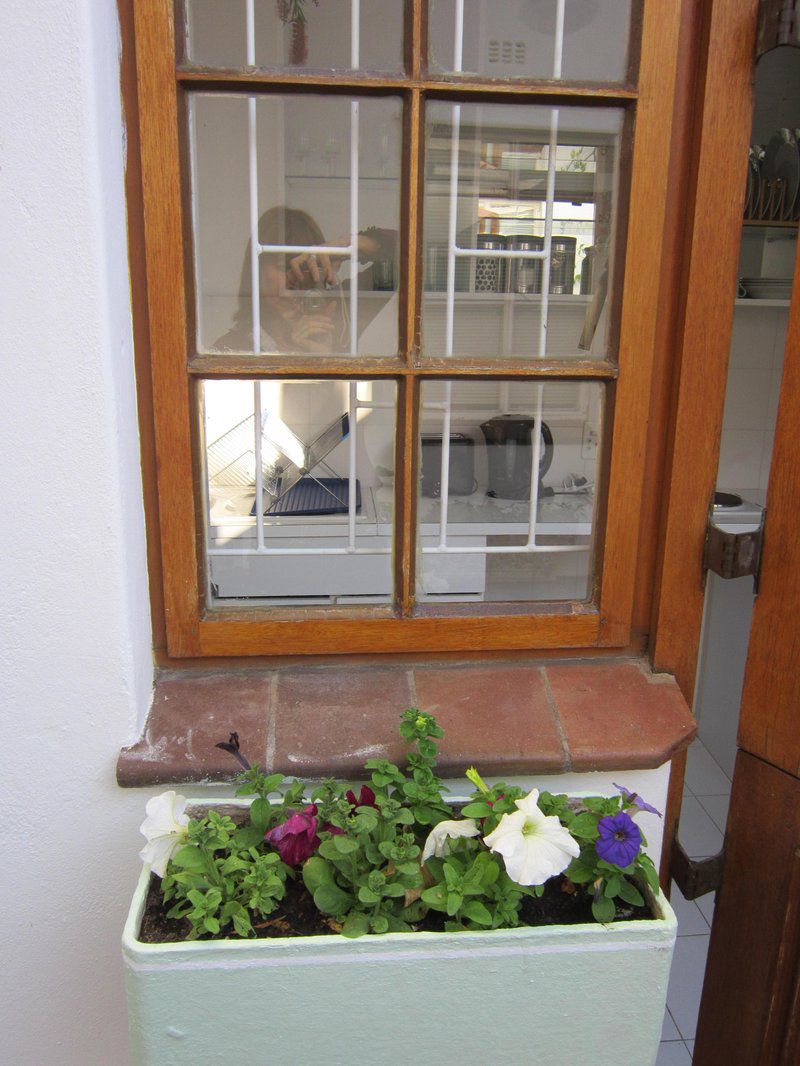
[140,712,663,940]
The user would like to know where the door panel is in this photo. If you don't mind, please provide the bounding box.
[693,752,800,1065]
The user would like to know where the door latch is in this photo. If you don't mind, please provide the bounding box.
[703,510,766,592]
[671,839,725,900]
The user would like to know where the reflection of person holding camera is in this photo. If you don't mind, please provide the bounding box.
[215,206,396,354]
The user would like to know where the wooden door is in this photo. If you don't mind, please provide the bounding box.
[693,234,800,1063]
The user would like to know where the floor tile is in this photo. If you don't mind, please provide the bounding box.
[662,1008,681,1041]
[667,934,710,1040]
[684,740,731,796]
[698,793,730,833]
[676,796,725,859]
[695,892,716,927]
[657,1042,692,1065]
[686,1040,695,1058]
[669,881,710,936]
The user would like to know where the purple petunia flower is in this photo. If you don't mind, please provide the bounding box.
[613,783,662,818]
[345,785,378,810]
[596,811,643,867]
[264,804,321,865]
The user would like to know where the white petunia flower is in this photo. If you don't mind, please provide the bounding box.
[422,818,481,862]
[139,790,190,877]
[483,788,579,887]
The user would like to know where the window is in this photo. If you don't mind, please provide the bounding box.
[132,1,682,657]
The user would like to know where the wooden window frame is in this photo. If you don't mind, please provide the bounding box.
[130,0,687,659]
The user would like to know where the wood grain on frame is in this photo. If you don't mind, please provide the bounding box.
[651,0,759,697]
[197,610,600,657]
[598,0,688,647]
[133,0,200,656]
[737,234,800,777]
[130,0,686,658]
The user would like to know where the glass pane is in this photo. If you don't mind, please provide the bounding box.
[203,379,396,606]
[183,0,404,72]
[191,93,401,357]
[428,0,632,82]
[422,102,622,360]
[416,379,601,603]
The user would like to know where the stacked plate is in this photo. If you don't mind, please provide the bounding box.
[741,277,793,300]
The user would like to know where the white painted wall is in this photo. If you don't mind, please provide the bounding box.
[0,3,155,1062]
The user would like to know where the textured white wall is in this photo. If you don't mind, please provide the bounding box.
[0,2,154,1062]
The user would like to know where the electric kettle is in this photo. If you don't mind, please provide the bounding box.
[479,414,554,500]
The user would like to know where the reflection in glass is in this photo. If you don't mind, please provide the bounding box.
[416,380,601,603]
[184,0,404,72]
[428,0,632,83]
[421,102,622,360]
[203,379,396,606]
[190,93,401,356]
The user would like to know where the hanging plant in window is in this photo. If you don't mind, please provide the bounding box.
[276,0,320,66]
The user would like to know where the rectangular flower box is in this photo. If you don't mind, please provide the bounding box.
[123,799,677,1066]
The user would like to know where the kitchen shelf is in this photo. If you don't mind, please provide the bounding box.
[734,298,790,308]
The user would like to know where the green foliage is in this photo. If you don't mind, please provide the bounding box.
[302,801,425,938]
[421,842,529,931]
[159,710,660,941]
[558,796,659,925]
[161,814,291,939]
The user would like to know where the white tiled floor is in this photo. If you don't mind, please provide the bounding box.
[658,738,730,1062]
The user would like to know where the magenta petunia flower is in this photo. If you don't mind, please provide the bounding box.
[346,785,377,809]
[264,804,321,865]
[613,783,662,819]
[596,811,643,867]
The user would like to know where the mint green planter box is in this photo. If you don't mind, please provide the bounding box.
[123,803,677,1066]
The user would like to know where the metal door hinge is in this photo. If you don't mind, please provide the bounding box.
[703,511,765,592]
[671,840,725,900]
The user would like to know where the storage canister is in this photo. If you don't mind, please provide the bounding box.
[549,236,577,294]
[474,233,506,292]
[508,234,544,294]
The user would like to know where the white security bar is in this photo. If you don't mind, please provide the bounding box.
[209,547,393,557]
[421,544,589,555]
[348,380,358,550]
[351,0,360,68]
[257,243,352,257]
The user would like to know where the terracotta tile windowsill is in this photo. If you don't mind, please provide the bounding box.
[117,657,696,786]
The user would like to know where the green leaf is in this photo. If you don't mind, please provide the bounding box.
[446,892,463,916]
[460,802,493,818]
[313,882,352,915]
[333,835,359,855]
[568,813,601,839]
[318,839,344,862]
[393,808,414,825]
[420,886,448,911]
[233,911,253,938]
[302,855,335,894]
[462,900,493,926]
[203,917,220,934]
[357,886,381,905]
[617,879,645,907]
[171,846,207,872]
[233,825,264,849]
[262,773,285,794]
[371,915,390,934]
[591,896,616,924]
[604,875,622,898]
[249,798,271,831]
[382,882,406,898]
[341,912,370,939]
